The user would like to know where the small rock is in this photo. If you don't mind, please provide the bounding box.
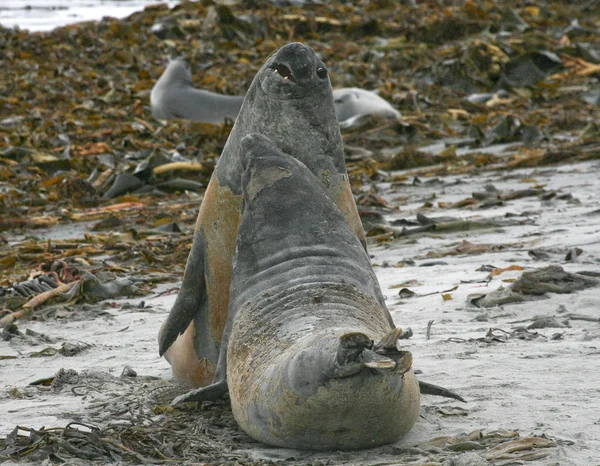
[121,366,137,378]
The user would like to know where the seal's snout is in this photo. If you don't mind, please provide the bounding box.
[240,133,282,170]
[239,134,258,171]
[273,42,318,83]
[273,63,297,83]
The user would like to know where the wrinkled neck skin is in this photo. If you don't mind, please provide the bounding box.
[232,280,395,382]
[216,44,345,195]
[230,149,384,314]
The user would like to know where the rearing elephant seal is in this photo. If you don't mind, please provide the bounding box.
[199,133,420,450]
[158,43,369,388]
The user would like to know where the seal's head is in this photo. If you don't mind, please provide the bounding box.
[162,56,193,87]
[259,42,330,102]
[151,56,194,119]
[217,42,343,193]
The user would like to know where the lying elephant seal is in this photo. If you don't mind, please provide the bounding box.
[174,133,420,450]
[333,87,401,122]
[158,42,370,388]
[150,56,243,124]
[150,56,400,125]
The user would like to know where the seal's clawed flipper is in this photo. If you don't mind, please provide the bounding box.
[171,380,228,405]
[334,332,372,377]
[370,327,414,375]
[374,327,403,352]
[363,351,399,372]
[334,330,413,377]
[418,380,466,403]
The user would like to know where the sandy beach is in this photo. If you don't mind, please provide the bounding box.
[2,1,600,463]
[2,155,600,464]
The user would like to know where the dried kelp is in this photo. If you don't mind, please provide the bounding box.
[468,265,599,308]
[2,0,600,289]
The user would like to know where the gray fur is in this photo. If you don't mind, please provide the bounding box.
[332,87,401,122]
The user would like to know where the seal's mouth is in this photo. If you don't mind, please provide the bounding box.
[260,63,306,101]
[273,63,297,83]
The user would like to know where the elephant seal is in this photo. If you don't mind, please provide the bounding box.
[333,87,401,122]
[158,43,370,388]
[173,133,420,450]
[150,56,400,125]
[150,56,243,124]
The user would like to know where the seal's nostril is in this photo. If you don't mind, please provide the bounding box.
[317,67,327,79]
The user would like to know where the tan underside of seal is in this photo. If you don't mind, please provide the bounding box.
[199,177,243,340]
[329,175,366,246]
[162,174,364,389]
[160,320,215,387]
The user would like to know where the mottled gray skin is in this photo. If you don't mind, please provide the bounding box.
[160,43,373,390]
[150,57,243,124]
[150,56,400,124]
[221,133,419,450]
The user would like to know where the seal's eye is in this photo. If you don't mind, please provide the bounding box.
[317,66,327,79]
[274,63,297,83]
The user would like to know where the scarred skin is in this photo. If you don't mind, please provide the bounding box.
[158,43,374,388]
[223,133,420,450]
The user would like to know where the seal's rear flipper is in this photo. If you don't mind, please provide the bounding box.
[418,380,466,403]
[171,380,228,405]
[333,331,414,377]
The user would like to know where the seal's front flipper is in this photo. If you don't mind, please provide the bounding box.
[171,380,228,405]
[171,300,234,406]
[419,380,466,403]
[334,331,372,377]
[334,331,414,377]
[158,232,207,356]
